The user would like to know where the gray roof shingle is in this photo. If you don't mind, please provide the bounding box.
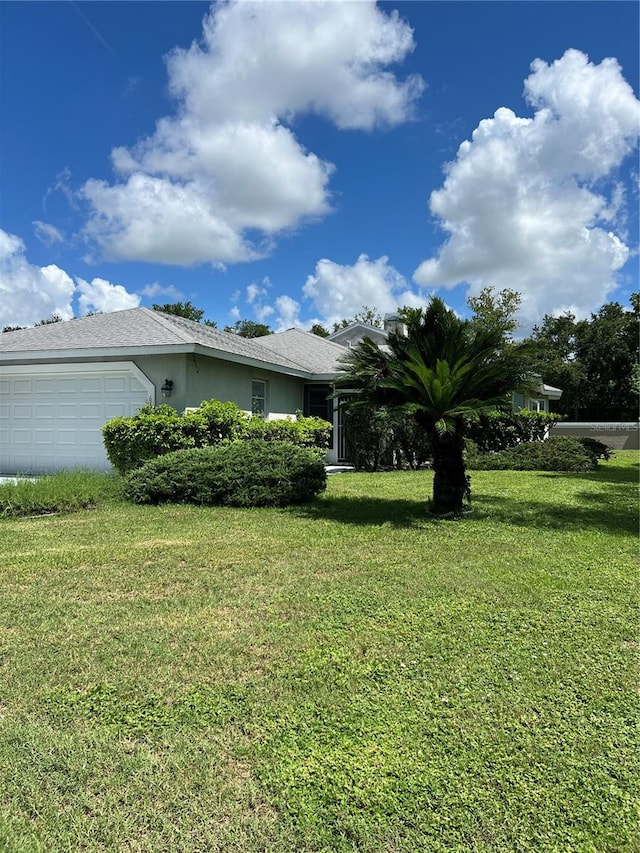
[0,308,346,376]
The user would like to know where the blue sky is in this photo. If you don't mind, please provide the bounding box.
[1,0,638,334]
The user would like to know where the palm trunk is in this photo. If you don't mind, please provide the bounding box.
[429,424,469,516]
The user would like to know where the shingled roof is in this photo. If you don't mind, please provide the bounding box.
[254,327,347,375]
[0,308,346,377]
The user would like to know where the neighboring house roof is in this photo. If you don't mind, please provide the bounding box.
[255,328,348,376]
[0,308,344,379]
[328,322,386,343]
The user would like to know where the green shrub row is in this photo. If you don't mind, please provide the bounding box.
[342,403,431,471]
[342,404,561,471]
[124,441,327,507]
[464,409,563,453]
[466,436,598,472]
[102,400,332,474]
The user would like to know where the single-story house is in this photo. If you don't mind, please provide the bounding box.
[0,308,561,474]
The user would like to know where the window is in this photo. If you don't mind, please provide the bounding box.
[251,380,267,417]
[528,398,547,413]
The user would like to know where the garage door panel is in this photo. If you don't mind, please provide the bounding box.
[0,364,153,473]
[35,404,55,419]
[80,404,102,419]
[104,377,126,393]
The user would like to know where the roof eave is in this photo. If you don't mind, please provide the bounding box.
[0,342,313,379]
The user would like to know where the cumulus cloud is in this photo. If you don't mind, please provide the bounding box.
[138,282,184,300]
[82,0,422,266]
[0,228,139,328]
[0,229,75,327]
[33,220,65,246]
[303,253,424,327]
[76,277,140,315]
[414,49,640,327]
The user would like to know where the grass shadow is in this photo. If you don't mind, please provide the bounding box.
[472,488,637,535]
[290,495,430,528]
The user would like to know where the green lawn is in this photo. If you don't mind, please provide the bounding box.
[0,453,638,852]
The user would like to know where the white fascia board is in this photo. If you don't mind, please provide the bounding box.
[0,344,193,363]
[0,343,313,379]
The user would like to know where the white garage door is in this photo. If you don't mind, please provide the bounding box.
[0,362,154,474]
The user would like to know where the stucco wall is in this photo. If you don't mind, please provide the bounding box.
[180,353,304,415]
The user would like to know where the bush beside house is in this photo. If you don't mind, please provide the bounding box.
[102,401,331,474]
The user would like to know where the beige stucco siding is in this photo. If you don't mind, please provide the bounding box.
[0,351,306,418]
[181,354,304,415]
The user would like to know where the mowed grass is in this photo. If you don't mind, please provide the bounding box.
[0,453,637,852]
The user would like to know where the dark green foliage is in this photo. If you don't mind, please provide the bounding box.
[343,403,431,471]
[343,404,393,471]
[309,323,330,337]
[465,409,563,453]
[123,441,326,507]
[193,399,250,444]
[103,401,331,474]
[102,405,204,474]
[526,294,639,420]
[337,297,531,514]
[577,436,613,462]
[244,416,331,454]
[223,319,272,337]
[468,436,597,472]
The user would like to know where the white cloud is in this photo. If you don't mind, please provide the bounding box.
[33,220,64,246]
[82,0,422,266]
[138,282,184,300]
[303,253,424,327]
[273,294,302,330]
[76,277,140,315]
[0,228,139,328]
[414,49,640,327]
[0,229,75,327]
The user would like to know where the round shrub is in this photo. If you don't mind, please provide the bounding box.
[468,436,597,472]
[123,440,327,507]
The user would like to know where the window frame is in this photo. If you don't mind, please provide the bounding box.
[251,379,267,417]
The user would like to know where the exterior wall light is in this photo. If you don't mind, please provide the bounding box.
[161,379,174,398]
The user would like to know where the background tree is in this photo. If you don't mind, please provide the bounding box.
[223,319,272,338]
[337,297,531,516]
[152,301,217,327]
[525,294,638,420]
[333,306,383,332]
[309,323,330,337]
[467,287,521,341]
[3,314,64,332]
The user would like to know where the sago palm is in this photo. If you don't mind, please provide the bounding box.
[337,298,531,516]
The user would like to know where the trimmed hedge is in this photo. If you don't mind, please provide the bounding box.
[123,440,327,507]
[464,409,563,453]
[102,400,331,474]
[467,436,597,472]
